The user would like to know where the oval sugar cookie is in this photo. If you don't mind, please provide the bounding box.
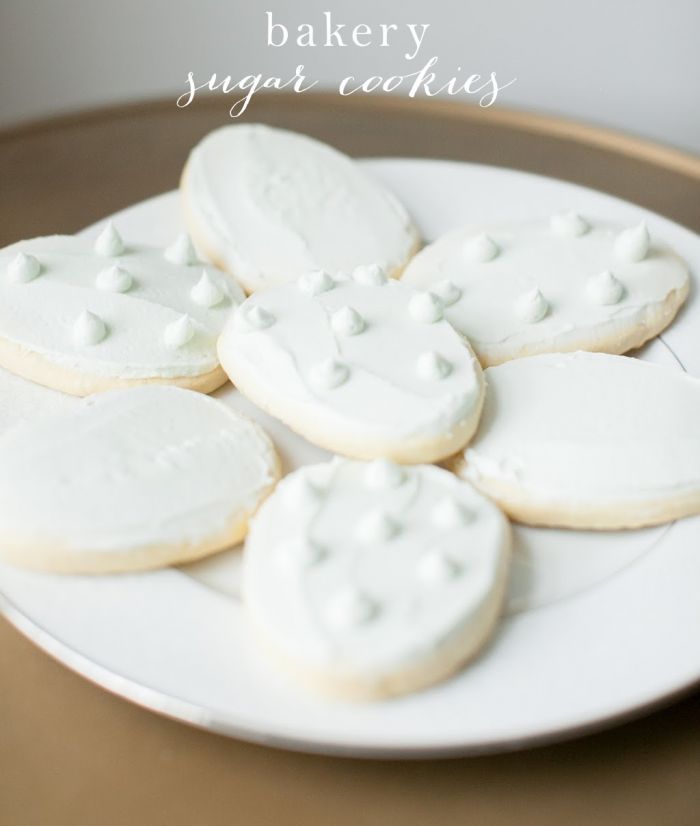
[217,269,485,463]
[0,230,245,396]
[452,351,700,529]
[0,385,280,573]
[181,124,420,292]
[243,459,511,700]
[402,217,690,366]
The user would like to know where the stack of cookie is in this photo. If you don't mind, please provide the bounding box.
[0,124,696,701]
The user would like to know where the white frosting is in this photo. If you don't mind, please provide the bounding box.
[309,358,350,390]
[218,275,483,446]
[587,270,623,305]
[463,233,499,262]
[9,252,41,283]
[298,270,335,296]
[352,263,388,286]
[432,279,462,306]
[243,459,510,686]
[0,386,278,555]
[239,304,275,331]
[163,314,195,349]
[73,310,107,345]
[331,305,365,336]
[356,508,400,543]
[514,288,549,323]
[191,270,225,307]
[96,264,133,293]
[364,458,406,489]
[549,211,589,237]
[183,124,419,292]
[462,352,700,504]
[402,218,689,363]
[614,222,650,263]
[408,291,444,323]
[432,497,473,528]
[165,233,198,266]
[0,234,244,379]
[416,351,452,380]
[417,549,463,584]
[94,221,125,256]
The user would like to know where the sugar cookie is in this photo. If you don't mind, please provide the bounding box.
[217,269,485,463]
[402,217,689,366]
[0,231,245,396]
[181,124,420,293]
[0,385,280,573]
[451,351,700,529]
[243,459,511,700]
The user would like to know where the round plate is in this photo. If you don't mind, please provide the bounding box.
[1,159,699,757]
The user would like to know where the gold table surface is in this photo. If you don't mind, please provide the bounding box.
[1,93,700,825]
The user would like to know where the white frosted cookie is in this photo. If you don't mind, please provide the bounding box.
[181,124,420,293]
[0,230,245,396]
[217,268,485,463]
[402,216,690,366]
[0,385,280,573]
[451,351,700,529]
[243,458,511,700]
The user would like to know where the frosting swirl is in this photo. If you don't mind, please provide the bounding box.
[8,252,41,283]
[463,233,499,262]
[73,310,107,345]
[94,221,124,257]
[587,270,624,305]
[514,288,549,323]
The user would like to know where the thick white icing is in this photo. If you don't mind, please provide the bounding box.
[298,270,335,296]
[549,211,589,237]
[94,221,125,256]
[514,288,548,324]
[463,233,499,262]
[191,270,224,307]
[163,314,195,349]
[356,508,400,543]
[218,272,483,446]
[462,352,700,504]
[183,124,419,292]
[96,264,133,293]
[402,218,689,362]
[165,233,198,266]
[615,222,650,262]
[408,291,443,323]
[0,385,277,556]
[331,305,365,336]
[0,234,244,379]
[587,270,623,305]
[416,351,452,380]
[364,458,406,489]
[9,252,41,283]
[243,459,510,685]
[73,310,107,345]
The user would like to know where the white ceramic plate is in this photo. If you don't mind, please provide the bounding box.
[1,159,699,757]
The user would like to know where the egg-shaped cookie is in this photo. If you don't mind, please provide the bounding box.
[452,351,700,529]
[243,458,511,700]
[217,268,485,463]
[181,124,420,292]
[402,216,689,366]
[0,229,244,395]
[0,385,280,573]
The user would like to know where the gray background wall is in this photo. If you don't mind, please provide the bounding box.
[1,0,698,152]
